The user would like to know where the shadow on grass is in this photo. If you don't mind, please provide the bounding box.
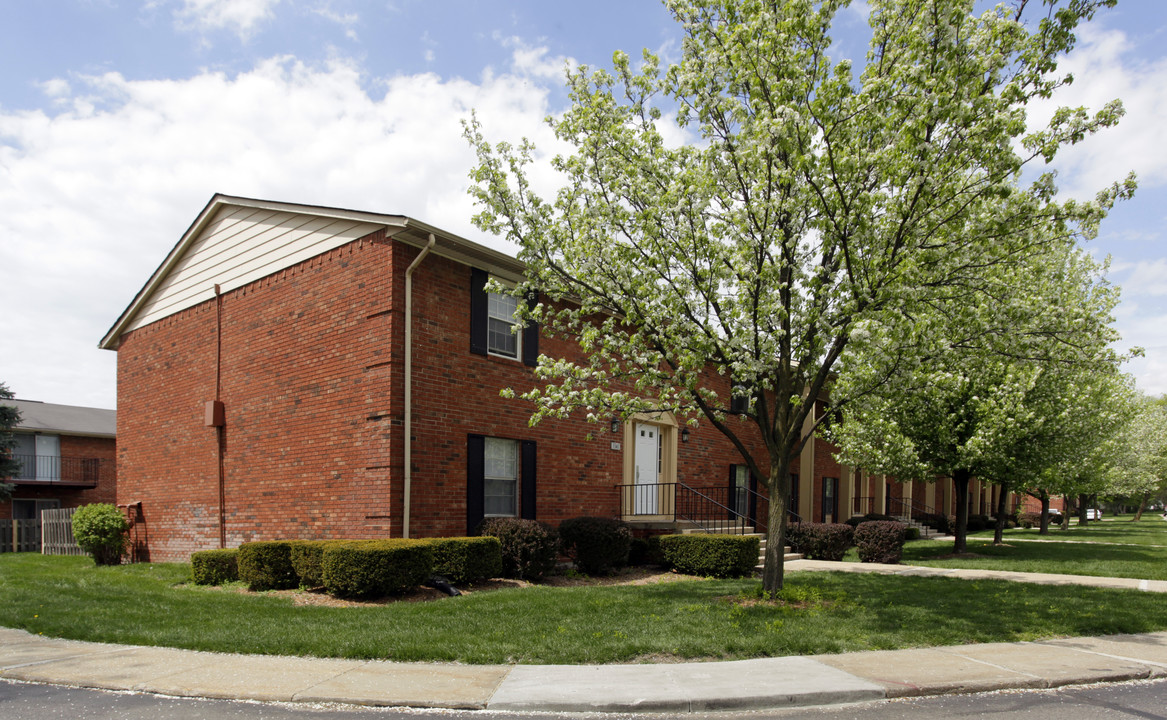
[3,554,1166,663]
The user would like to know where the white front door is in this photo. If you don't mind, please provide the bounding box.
[634,423,660,514]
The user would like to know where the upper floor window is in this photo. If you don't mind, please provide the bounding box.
[487,292,521,359]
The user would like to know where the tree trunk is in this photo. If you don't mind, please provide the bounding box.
[952,469,971,554]
[1078,493,1089,525]
[993,486,1007,545]
[1134,492,1149,522]
[761,459,791,593]
[1039,495,1051,535]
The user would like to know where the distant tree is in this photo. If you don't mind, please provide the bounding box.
[467,0,1129,591]
[0,383,20,501]
[1104,397,1167,521]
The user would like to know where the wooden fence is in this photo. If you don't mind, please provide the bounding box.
[0,508,83,555]
[41,507,83,556]
[0,519,42,553]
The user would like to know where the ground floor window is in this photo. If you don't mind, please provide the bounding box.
[467,435,536,534]
[484,437,518,517]
[822,477,838,523]
[12,498,60,520]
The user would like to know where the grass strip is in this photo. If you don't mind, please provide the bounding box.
[887,537,1167,580]
[4,554,1167,664]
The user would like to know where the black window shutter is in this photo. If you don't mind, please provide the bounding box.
[520,440,537,519]
[522,291,539,367]
[730,385,748,414]
[467,435,485,534]
[728,465,738,521]
[470,268,488,356]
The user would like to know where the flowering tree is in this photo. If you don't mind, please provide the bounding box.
[1103,398,1167,521]
[466,0,1129,591]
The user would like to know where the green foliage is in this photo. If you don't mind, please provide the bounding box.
[321,540,434,598]
[657,534,759,578]
[854,521,908,564]
[844,513,897,528]
[190,549,239,585]
[427,536,503,584]
[558,516,633,575]
[904,526,921,542]
[628,535,664,566]
[465,0,1129,592]
[237,541,299,591]
[479,518,560,580]
[71,503,129,566]
[0,383,20,500]
[288,540,345,588]
[786,523,854,562]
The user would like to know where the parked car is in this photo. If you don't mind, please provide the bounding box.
[1085,508,1102,520]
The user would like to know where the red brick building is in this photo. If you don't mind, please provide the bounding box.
[2,398,117,549]
[101,195,972,562]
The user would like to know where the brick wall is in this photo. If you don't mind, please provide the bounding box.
[0,435,116,518]
[116,234,845,561]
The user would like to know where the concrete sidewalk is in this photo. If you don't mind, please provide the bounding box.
[3,625,1167,713]
[785,558,1167,592]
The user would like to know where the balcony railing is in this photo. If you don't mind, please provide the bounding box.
[9,454,110,488]
[617,482,799,535]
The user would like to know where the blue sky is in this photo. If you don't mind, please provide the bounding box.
[2,0,1166,409]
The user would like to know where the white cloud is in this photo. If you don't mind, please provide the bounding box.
[494,34,576,80]
[0,52,571,407]
[1027,24,1167,198]
[174,0,281,39]
[311,2,359,41]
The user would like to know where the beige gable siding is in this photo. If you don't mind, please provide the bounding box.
[125,206,383,332]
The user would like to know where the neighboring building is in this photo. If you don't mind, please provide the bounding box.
[100,195,999,562]
[1,398,117,524]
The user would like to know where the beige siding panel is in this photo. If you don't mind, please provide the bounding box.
[126,207,382,332]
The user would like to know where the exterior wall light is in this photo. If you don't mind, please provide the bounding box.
[681,427,691,443]
[610,417,620,433]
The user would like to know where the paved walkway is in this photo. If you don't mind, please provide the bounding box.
[3,566,1167,713]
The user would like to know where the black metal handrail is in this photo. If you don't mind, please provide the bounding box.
[887,496,936,523]
[676,483,754,534]
[10,454,109,487]
[852,496,876,515]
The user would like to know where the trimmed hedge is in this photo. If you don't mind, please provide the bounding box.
[191,548,239,585]
[71,503,129,566]
[237,541,300,591]
[479,518,560,580]
[854,521,907,564]
[428,536,503,584]
[289,540,346,588]
[904,526,921,542]
[558,517,632,575]
[786,523,854,561]
[844,513,897,528]
[628,535,664,566]
[657,534,759,578]
[321,539,434,598]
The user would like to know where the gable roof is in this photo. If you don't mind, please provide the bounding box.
[5,399,116,438]
[99,194,526,350]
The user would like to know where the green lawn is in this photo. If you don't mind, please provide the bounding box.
[878,515,1167,580]
[4,553,1167,664]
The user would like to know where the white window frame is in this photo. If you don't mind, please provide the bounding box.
[486,291,522,360]
[483,437,519,517]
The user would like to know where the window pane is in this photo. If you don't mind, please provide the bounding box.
[484,438,517,517]
[487,292,520,357]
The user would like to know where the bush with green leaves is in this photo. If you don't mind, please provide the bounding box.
[321,539,434,598]
[854,521,908,564]
[479,517,560,580]
[844,513,897,528]
[71,503,129,566]
[288,540,346,588]
[190,548,239,585]
[628,534,664,566]
[904,525,921,541]
[427,536,503,584]
[558,516,632,575]
[657,533,759,578]
[785,522,854,561]
[237,541,299,591]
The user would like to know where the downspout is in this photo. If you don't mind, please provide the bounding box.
[402,234,436,539]
[214,283,226,549]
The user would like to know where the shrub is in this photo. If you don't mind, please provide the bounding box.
[237,541,299,591]
[479,518,560,580]
[427,536,503,584]
[786,523,853,561]
[916,513,951,534]
[191,548,239,585]
[628,535,664,566]
[558,517,633,575]
[904,526,921,541]
[71,503,129,566]
[321,540,434,598]
[844,513,897,528]
[657,534,759,578]
[966,514,993,532]
[289,540,344,588]
[854,521,908,564]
